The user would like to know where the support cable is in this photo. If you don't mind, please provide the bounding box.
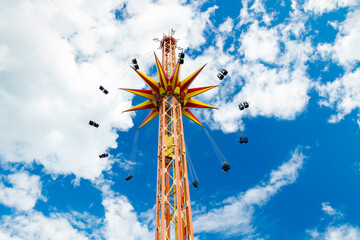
[128,129,140,177]
[203,127,228,164]
[185,143,198,182]
[233,130,245,140]
[92,51,155,128]
[105,50,153,91]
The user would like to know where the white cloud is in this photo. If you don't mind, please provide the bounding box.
[317,43,333,60]
[238,0,273,27]
[0,180,153,240]
[304,0,358,14]
[240,22,280,63]
[193,148,305,237]
[308,225,360,240]
[304,6,360,126]
[218,17,233,33]
[316,68,360,123]
[322,202,341,216]
[332,9,360,69]
[324,225,360,240]
[181,22,312,133]
[102,194,152,240]
[0,172,42,211]
[95,180,152,240]
[316,8,360,70]
[0,0,217,180]
[307,203,358,240]
[183,2,312,133]
[0,212,88,240]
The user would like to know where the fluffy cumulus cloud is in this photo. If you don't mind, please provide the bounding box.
[313,6,360,124]
[193,148,305,238]
[0,172,42,211]
[187,0,312,132]
[102,190,152,239]
[0,212,88,240]
[308,225,360,240]
[317,8,360,68]
[322,225,360,240]
[239,21,280,63]
[304,0,358,14]
[307,202,358,240]
[317,68,360,123]
[0,0,217,180]
[0,181,152,239]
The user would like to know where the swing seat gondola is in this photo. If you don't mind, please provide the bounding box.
[89,120,99,128]
[222,162,230,173]
[217,73,224,80]
[220,69,228,76]
[178,52,185,59]
[238,103,245,110]
[243,101,249,108]
[125,175,134,181]
[99,85,109,94]
[99,153,109,158]
[192,180,199,189]
[239,137,248,144]
[178,51,185,64]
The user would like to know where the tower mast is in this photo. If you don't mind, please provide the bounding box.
[121,31,218,240]
[155,34,193,240]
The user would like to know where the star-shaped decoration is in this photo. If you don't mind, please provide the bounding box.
[121,53,217,129]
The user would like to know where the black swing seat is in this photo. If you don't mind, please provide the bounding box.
[217,73,224,80]
[238,103,244,110]
[89,120,99,128]
[99,153,109,158]
[222,162,230,173]
[220,69,228,76]
[125,175,134,181]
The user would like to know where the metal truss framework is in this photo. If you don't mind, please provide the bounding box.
[122,31,218,240]
[156,33,193,240]
[155,94,193,240]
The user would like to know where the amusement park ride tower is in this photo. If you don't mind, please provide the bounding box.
[122,32,217,240]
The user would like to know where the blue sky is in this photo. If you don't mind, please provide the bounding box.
[1,0,360,239]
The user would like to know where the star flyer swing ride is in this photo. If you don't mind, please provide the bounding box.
[121,31,218,240]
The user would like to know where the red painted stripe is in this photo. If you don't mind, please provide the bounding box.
[137,71,159,93]
[183,108,203,126]
[123,89,153,94]
[180,65,206,93]
[185,102,215,109]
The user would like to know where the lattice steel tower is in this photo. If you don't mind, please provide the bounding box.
[122,31,217,240]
